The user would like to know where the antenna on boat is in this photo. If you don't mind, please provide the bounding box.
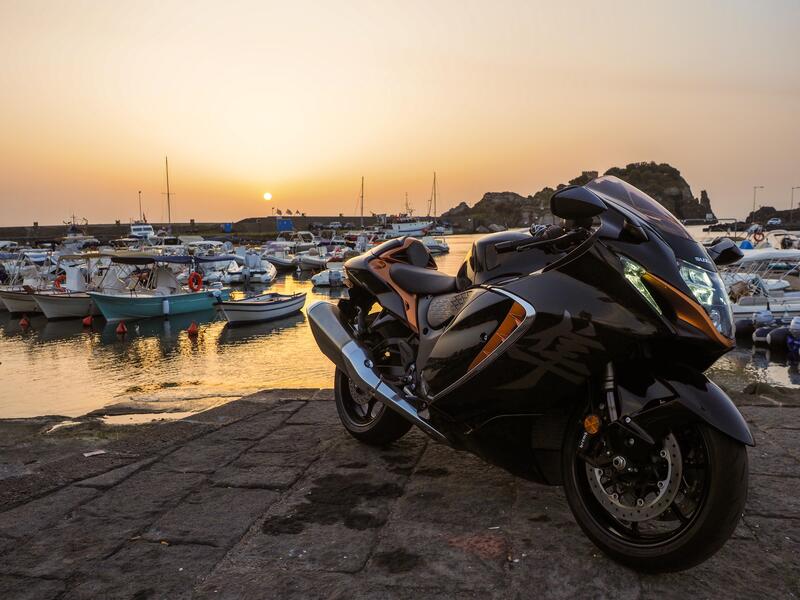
[405,192,413,216]
[138,190,143,221]
[162,156,173,231]
[360,176,364,229]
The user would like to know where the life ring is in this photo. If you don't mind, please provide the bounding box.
[187,271,203,292]
[753,231,765,243]
[54,274,66,290]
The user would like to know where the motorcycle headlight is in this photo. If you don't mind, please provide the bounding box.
[678,260,734,339]
[620,256,662,315]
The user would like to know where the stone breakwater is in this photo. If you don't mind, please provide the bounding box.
[0,385,798,598]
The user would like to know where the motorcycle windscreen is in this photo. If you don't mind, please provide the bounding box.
[420,289,530,400]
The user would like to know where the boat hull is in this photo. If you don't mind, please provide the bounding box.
[220,294,305,325]
[0,290,41,314]
[34,293,102,319]
[87,291,221,321]
[264,256,297,271]
[299,256,328,271]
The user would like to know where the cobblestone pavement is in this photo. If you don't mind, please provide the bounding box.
[0,386,798,599]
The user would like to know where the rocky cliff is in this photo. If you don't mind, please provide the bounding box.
[603,163,713,220]
[441,162,715,231]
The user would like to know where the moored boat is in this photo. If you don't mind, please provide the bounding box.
[88,289,223,321]
[33,292,101,319]
[298,248,330,271]
[0,288,41,314]
[219,292,306,325]
[86,252,229,321]
[311,263,346,287]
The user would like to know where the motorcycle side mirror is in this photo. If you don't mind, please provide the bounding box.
[706,237,743,266]
[551,186,607,221]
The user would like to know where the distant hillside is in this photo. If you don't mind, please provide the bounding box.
[441,162,715,231]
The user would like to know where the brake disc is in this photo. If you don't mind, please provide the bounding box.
[585,433,683,522]
[348,379,372,407]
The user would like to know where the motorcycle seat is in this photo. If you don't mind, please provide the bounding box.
[389,263,458,296]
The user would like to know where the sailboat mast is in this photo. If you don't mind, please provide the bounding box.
[165,156,172,227]
[360,176,364,228]
[433,171,437,219]
[138,190,143,221]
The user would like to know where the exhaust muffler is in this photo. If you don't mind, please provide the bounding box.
[307,301,447,443]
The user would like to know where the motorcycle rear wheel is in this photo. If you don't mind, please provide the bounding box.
[334,369,412,446]
[562,415,748,572]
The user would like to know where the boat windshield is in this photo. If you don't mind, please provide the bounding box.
[585,176,692,240]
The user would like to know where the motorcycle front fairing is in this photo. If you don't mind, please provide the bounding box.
[417,179,752,483]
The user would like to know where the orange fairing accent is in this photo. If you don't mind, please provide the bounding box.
[468,302,527,371]
[368,238,436,332]
[642,273,734,348]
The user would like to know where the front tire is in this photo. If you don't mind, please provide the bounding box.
[562,415,748,572]
[334,369,412,446]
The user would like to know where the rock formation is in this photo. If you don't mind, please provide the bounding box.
[441,162,715,231]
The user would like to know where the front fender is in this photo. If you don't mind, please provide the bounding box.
[665,377,754,446]
[617,369,754,446]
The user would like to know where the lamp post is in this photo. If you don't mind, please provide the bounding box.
[792,187,800,227]
[752,186,764,223]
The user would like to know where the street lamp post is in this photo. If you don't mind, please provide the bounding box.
[792,187,800,227]
[752,186,764,223]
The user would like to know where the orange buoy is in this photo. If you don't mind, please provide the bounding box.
[187,271,203,292]
[187,321,199,337]
[82,315,93,327]
[116,322,127,335]
[19,315,30,328]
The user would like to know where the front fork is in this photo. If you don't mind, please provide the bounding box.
[577,363,657,468]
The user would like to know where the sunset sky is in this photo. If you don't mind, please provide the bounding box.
[1,1,798,226]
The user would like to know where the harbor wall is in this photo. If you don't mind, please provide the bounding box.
[0,216,386,243]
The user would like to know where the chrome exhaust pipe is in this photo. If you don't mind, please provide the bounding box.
[307,300,447,443]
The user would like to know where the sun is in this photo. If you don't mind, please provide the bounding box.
[263,192,273,201]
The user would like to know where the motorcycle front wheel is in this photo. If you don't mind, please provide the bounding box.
[562,414,748,572]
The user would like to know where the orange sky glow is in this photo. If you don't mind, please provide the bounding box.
[1,1,798,226]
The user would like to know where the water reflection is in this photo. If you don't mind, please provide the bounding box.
[2,233,797,419]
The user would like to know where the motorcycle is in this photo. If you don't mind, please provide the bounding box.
[307,175,752,572]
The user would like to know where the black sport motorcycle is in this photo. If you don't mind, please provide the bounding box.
[308,175,752,572]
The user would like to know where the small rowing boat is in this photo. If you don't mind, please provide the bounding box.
[219,292,306,325]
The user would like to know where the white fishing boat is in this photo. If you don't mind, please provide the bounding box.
[249,260,278,284]
[219,292,306,325]
[386,217,433,237]
[0,288,41,313]
[0,252,50,313]
[274,231,317,252]
[33,292,102,319]
[311,263,346,287]
[298,247,331,271]
[31,253,107,319]
[421,236,450,255]
[262,244,298,271]
[222,252,276,284]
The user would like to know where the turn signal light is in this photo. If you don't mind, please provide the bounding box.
[583,414,601,435]
[468,302,527,371]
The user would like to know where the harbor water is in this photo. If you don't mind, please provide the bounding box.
[1,232,797,419]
